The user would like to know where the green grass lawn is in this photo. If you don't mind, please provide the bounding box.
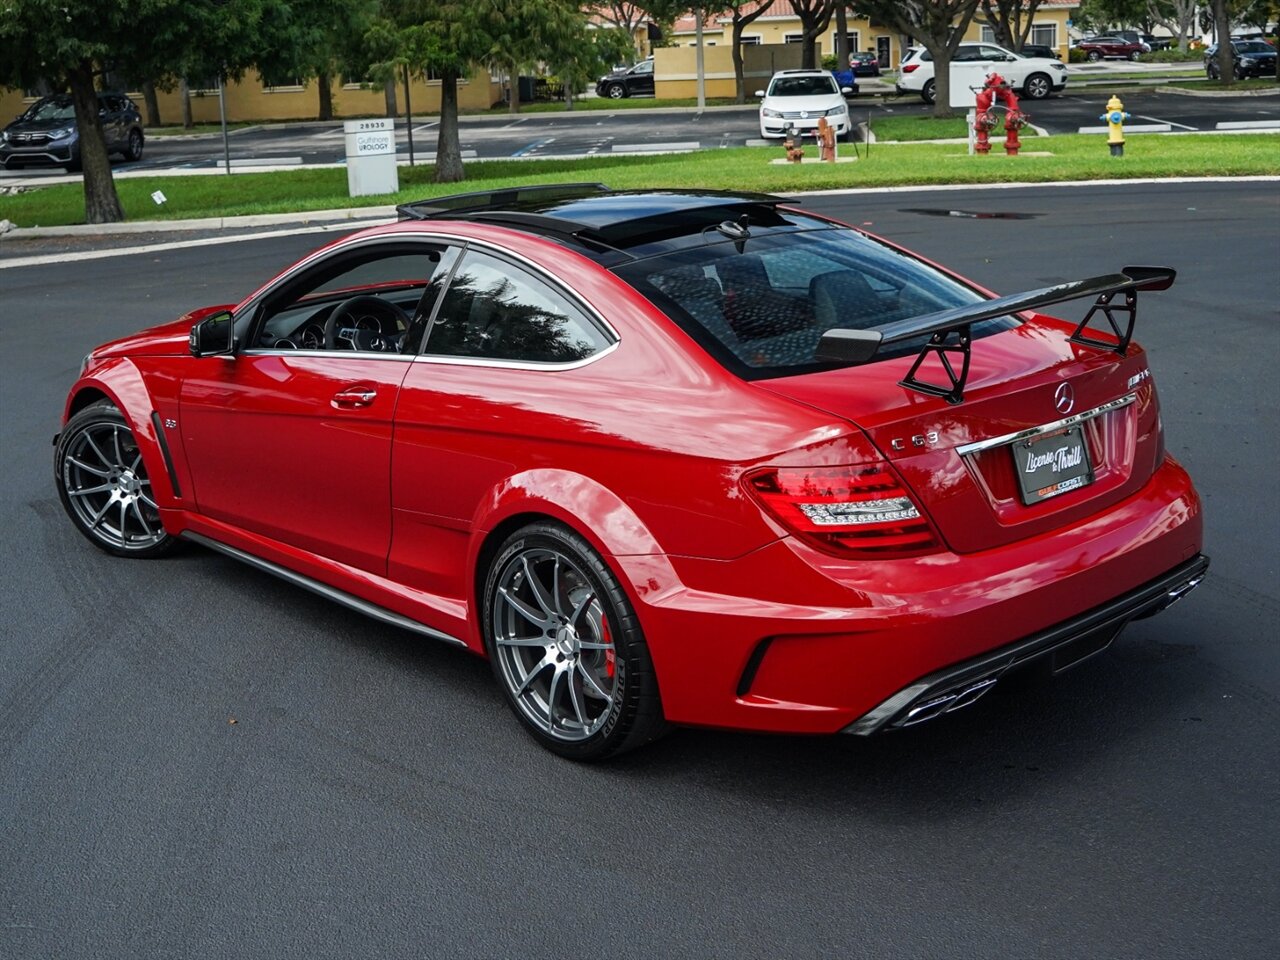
[867,115,1041,141]
[1166,77,1279,90]
[2,133,1276,228]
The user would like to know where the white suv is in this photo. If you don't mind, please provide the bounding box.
[895,43,1068,104]
[756,70,853,140]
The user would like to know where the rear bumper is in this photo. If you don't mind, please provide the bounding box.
[843,553,1208,734]
[622,455,1203,735]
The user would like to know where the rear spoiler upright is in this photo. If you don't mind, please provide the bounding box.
[816,265,1175,405]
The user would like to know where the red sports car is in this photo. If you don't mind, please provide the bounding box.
[54,185,1207,759]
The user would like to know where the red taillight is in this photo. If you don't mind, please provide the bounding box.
[901,63,920,73]
[746,464,940,558]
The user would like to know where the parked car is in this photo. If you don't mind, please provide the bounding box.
[595,58,654,99]
[1203,39,1278,79]
[53,183,1207,759]
[896,42,1069,103]
[1142,34,1173,52]
[850,51,882,76]
[757,69,853,140]
[1111,29,1153,51]
[1018,43,1061,60]
[0,92,143,171]
[1075,36,1147,61]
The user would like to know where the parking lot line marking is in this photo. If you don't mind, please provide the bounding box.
[501,118,528,129]
[511,137,555,157]
[1216,120,1280,130]
[1138,114,1196,131]
[1077,123,1172,134]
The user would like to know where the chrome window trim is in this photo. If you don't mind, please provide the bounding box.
[410,339,620,372]
[956,393,1136,457]
[241,348,417,361]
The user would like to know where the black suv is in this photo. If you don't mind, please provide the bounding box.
[1204,39,1278,79]
[595,58,655,99]
[1,93,144,171]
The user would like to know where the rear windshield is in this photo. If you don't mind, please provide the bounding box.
[615,227,1017,380]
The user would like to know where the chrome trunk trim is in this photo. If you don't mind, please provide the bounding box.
[955,393,1137,457]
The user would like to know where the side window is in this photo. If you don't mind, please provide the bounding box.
[253,245,454,353]
[423,250,612,364]
[634,60,654,75]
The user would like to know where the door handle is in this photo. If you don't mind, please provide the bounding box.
[331,387,377,408]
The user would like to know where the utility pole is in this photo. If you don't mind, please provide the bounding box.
[695,7,706,110]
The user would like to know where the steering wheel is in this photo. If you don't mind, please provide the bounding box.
[323,295,411,351]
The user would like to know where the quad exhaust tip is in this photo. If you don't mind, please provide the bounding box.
[895,674,1000,728]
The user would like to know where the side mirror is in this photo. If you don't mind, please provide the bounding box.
[840,86,854,95]
[754,89,765,98]
[189,310,235,357]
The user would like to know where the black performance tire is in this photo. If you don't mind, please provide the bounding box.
[55,400,176,558]
[482,521,666,760]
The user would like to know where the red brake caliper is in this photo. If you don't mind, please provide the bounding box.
[602,619,616,679]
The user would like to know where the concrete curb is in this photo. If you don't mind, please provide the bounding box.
[2,205,397,239]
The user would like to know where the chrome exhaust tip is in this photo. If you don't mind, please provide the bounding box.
[897,674,1000,728]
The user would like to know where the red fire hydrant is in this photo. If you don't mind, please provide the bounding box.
[973,73,1027,156]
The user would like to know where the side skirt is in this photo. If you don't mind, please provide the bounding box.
[183,531,467,648]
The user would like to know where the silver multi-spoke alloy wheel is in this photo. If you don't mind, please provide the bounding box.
[56,401,173,557]
[492,546,617,741]
[483,523,665,759]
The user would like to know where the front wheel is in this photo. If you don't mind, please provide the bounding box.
[1129,50,1142,61]
[1206,63,1219,79]
[482,522,665,760]
[921,79,936,104]
[607,83,626,100]
[1023,73,1052,100]
[55,400,176,558]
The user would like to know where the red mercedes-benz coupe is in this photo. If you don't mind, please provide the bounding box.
[54,185,1207,758]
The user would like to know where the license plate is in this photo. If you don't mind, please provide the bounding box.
[1013,424,1094,505]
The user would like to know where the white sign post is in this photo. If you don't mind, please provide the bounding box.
[950,61,993,157]
[344,117,399,197]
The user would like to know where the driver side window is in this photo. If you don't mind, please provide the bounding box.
[253,244,455,354]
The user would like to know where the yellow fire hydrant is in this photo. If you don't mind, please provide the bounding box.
[1101,95,1130,157]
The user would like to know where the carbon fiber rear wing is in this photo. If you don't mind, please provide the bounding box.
[816,265,1175,405]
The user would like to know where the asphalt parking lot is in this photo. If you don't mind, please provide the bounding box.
[1,180,1277,958]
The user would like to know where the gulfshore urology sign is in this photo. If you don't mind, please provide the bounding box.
[344,117,398,197]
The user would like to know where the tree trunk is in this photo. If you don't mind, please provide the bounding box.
[384,78,397,118]
[317,71,334,121]
[141,81,162,127]
[835,4,850,70]
[1212,0,1234,84]
[508,62,521,114]
[926,43,954,118]
[68,62,124,224]
[180,77,193,128]
[435,73,465,183]
[733,23,748,103]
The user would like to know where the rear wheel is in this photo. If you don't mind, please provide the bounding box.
[55,400,175,558]
[1023,73,1052,100]
[921,79,936,104]
[482,522,665,760]
[1087,50,1102,62]
[125,128,144,161]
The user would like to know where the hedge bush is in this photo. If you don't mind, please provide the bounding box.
[1140,47,1205,62]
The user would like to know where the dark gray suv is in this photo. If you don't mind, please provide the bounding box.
[1,93,144,171]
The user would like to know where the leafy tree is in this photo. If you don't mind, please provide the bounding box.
[471,0,582,114]
[853,2,982,117]
[1077,0,1147,33]
[1146,1,1198,51]
[548,27,636,108]
[0,0,272,223]
[978,0,1047,51]
[789,0,837,70]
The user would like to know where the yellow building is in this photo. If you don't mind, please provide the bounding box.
[1,68,501,128]
[654,1,1078,99]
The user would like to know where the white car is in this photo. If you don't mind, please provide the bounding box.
[895,42,1069,104]
[756,70,853,141]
